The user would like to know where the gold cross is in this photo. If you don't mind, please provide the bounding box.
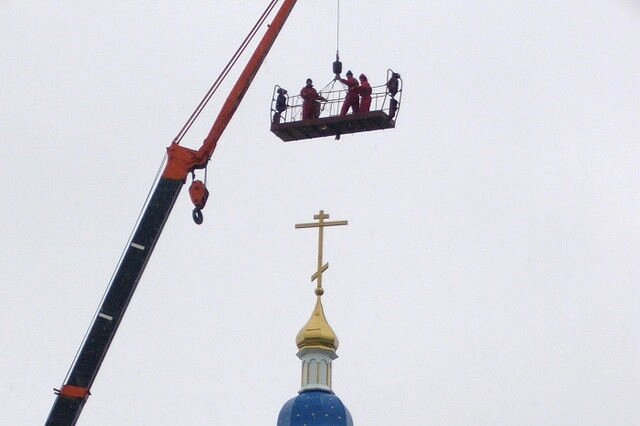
[295,210,348,295]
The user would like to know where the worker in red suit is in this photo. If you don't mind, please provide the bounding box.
[335,70,359,116]
[358,73,372,113]
[300,78,326,120]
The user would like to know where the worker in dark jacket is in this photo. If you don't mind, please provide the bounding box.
[386,72,401,98]
[358,73,372,113]
[300,78,326,120]
[273,88,288,123]
[335,70,359,115]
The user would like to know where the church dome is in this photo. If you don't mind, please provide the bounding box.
[279,210,352,425]
[277,390,353,426]
[295,296,338,352]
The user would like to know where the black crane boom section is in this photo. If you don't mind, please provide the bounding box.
[46,178,183,425]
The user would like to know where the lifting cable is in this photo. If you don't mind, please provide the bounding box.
[332,0,342,75]
[172,0,279,146]
[319,79,338,100]
[336,0,340,61]
[322,0,342,100]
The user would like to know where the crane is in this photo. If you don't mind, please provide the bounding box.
[46,1,297,424]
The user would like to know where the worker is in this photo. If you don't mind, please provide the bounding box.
[335,70,359,116]
[273,87,288,123]
[386,72,401,98]
[300,78,326,120]
[358,73,372,113]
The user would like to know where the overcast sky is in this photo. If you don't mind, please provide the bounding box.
[2,1,639,425]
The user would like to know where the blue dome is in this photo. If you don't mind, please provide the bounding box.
[277,390,353,426]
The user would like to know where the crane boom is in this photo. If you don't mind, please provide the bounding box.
[164,0,297,181]
[46,2,297,424]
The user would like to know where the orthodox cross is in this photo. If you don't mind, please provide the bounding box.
[295,210,348,295]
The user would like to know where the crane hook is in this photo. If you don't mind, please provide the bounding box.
[192,207,204,225]
[333,52,342,75]
[189,178,209,225]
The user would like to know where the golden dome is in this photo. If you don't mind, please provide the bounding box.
[295,296,339,352]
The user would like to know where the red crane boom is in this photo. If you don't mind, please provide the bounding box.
[164,1,297,181]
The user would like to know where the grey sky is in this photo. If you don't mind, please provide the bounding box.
[1,1,639,424]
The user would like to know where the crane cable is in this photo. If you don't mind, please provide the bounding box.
[172,0,279,146]
[336,0,340,60]
[319,0,341,101]
[320,0,342,106]
[332,0,342,75]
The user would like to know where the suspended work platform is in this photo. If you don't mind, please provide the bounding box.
[271,110,395,142]
[270,69,402,142]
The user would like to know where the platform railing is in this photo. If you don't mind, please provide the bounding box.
[271,70,402,125]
